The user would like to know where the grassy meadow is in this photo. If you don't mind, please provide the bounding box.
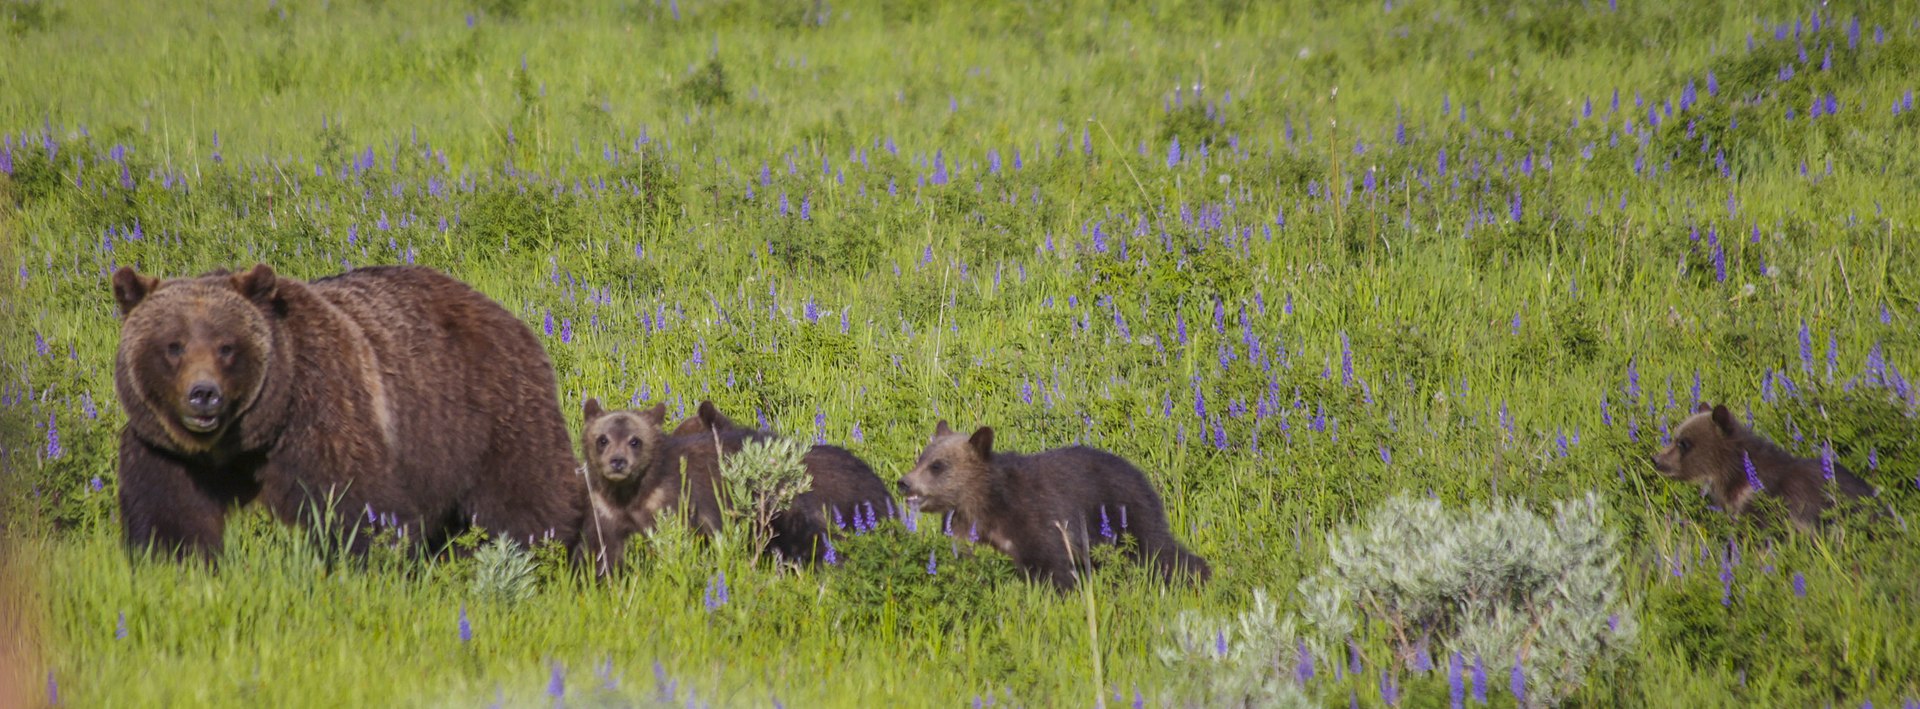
[2,0,1919,705]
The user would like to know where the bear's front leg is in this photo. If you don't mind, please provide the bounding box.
[117,429,230,563]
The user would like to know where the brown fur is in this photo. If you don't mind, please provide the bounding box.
[898,421,1211,591]
[577,400,735,575]
[675,401,897,564]
[1650,402,1878,530]
[110,264,586,562]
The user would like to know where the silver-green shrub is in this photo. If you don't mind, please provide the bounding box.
[718,435,813,560]
[1298,491,1636,706]
[471,536,538,605]
[1155,589,1316,709]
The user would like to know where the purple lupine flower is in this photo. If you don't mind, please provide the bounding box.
[703,570,729,611]
[116,611,127,640]
[559,318,573,344]
[1382,670,1399,706]
[1869,447,1879,471]
[1448,653,1464,708]
[822,536,839,565]
[88,477,103,493]
[1099,506,1113,539]
[1793,572,1807,598]
[45,414,62,460]
[1720,552,1735,606]
[1509,655,1525,703]
[1349,639,1363,675]
[1379,445,1391,466]
[1799,321,1814,376]
[1471,655,1487,703]
[542,309,554,337]
[1821,443,1836,481]
[459,605,472,643]
[1295,640,1315,684]
[1743,451,1764,491]
[1167,136,1181,168]
[927,550,938,575]
[1340,332,1354,386]
[548,662,565,700]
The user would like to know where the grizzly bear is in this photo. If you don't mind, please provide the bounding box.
[673,401,897,564]
[111,264,585,562]
[577,399,733,574]
[898,421,1211,591]
[1650,402,1878,529]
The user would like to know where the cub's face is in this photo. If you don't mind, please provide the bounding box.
[898,421,994,514]
[113,265,277,451]
[1651,403,1735,482]
[582,400,666,484]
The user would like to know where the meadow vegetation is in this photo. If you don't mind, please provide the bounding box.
[2,0,1917,705]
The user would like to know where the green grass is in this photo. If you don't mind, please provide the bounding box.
[2,0,1918,705]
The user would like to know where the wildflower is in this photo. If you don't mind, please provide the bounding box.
[1743,451,1764,491]
[1448,653,1465,708]
[1382,670,1399,706]
[45,414,62,460]
[116,611,127,640]
[927,551,938,575]
[459,605,472,643]
[1471,654,1486,703]
[822,536,839,565]
[1295,640,1315,684]
[89,477,102,493]
[548,662,565,701]
[1510,655,1526,703]
[1793,572,1807,598]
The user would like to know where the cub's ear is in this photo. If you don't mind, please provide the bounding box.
[934,419,953,439]
[1694,401,1712,414]
[968,426,995,459]
[112,267,161,316]
[583,398,605,423]
[697,400,734,431]
[640,403,668,427]
[231,263,279,308]
[1710,404,1736,434]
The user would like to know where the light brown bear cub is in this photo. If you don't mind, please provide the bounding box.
[1650,402,1877,529]
[898,421,1211,591]
[577,400,735,575]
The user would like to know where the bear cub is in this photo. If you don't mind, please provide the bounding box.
[898,421,1211,591]
[672,401,897,564]
[577,399,739,574]
[1650,401,1877,529]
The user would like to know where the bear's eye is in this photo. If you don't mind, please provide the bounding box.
[1677,439,1692,454]
[166,342,184,359]
[595,435,609,450]
[628,437,641,449]
[218,344,235,359]
[930,460,948,475]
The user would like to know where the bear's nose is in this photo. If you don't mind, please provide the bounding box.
[608,457,629,472]
[187,382,223,413]
[896,479,913,495]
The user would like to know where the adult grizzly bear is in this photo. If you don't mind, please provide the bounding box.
[1650,401,1878,530]
[111,263,585,561]
[898,420,1211,591]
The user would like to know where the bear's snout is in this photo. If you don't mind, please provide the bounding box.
[186,381,224,414]
[607,456,630,473]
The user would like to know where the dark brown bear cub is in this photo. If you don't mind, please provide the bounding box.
[1650,402,1877,529]
[578,399,735,574]
[673,401,896,564]
[111,264,585,562]
[898,421,1211,591]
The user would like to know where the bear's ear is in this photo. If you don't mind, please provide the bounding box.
[968,426,995,460]
[1710,404,1736,434]
[697,400,723,427]
[582,398,605,423]
[934,419,953,439]
[640,403,668,428]
[112,267,160,316]
[1694,401,1712,414]
[230,263,279,308]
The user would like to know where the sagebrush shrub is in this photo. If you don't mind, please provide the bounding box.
[471,536,538,605]
[1299,492,1636,706]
